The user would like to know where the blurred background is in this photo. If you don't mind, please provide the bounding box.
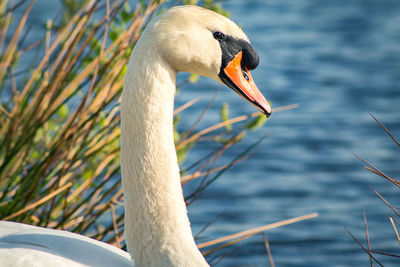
[4,0,400,266]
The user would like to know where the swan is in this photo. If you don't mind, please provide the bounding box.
[0,5,271,267]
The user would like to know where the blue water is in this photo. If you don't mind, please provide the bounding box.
[181,1,400,266]
[9,0,400,266]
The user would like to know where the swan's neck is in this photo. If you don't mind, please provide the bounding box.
[121,41,208,267]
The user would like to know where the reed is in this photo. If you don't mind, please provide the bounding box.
[350,115,400,266]
[0,0,160,243]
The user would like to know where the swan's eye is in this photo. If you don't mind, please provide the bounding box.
[213,31,224,40]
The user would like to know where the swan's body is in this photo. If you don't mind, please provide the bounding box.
[0,5,271,267]
[0,221,132,267]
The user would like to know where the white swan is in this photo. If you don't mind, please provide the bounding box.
[0,5,271,267]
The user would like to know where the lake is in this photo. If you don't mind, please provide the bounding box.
[183,0,400,266]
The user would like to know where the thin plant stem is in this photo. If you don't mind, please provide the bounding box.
[198,213,318,249]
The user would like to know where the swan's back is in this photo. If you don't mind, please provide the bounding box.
[0,221,133,267]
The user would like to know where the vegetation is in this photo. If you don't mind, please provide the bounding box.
[349,115,400,266]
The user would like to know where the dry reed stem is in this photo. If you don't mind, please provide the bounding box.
[370,114,400,147]
[184,88,220,142]
[197,212,318,249]
[263,233,275,267]
[370,250,400,259]
[186,136,243,203]
[66,153,116,202]
[110,203,122,246]
[364,212,373,267]
[202,234,250,256]
[177,104,299,149]
[181,156,248,184]
[181,139,238,185]
[0,0,35,83]
[0,0,12,52]
[174,97,202,115]
[0,105,11,118]
[355,154,400,188]
[372,188,400,217]
[19,0,95,100]
[365,167,388,179]
[3,182,72,221]
[389,217,400,245]
[28,2,123,123]
[85,129,120,157]
[345,227,384,267]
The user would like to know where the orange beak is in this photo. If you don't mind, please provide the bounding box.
[221,51,271,117]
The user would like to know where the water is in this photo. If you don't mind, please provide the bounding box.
[8,0,400,266]
[182,1,400,266]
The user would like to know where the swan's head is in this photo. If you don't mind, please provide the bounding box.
[148,5,271,116]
